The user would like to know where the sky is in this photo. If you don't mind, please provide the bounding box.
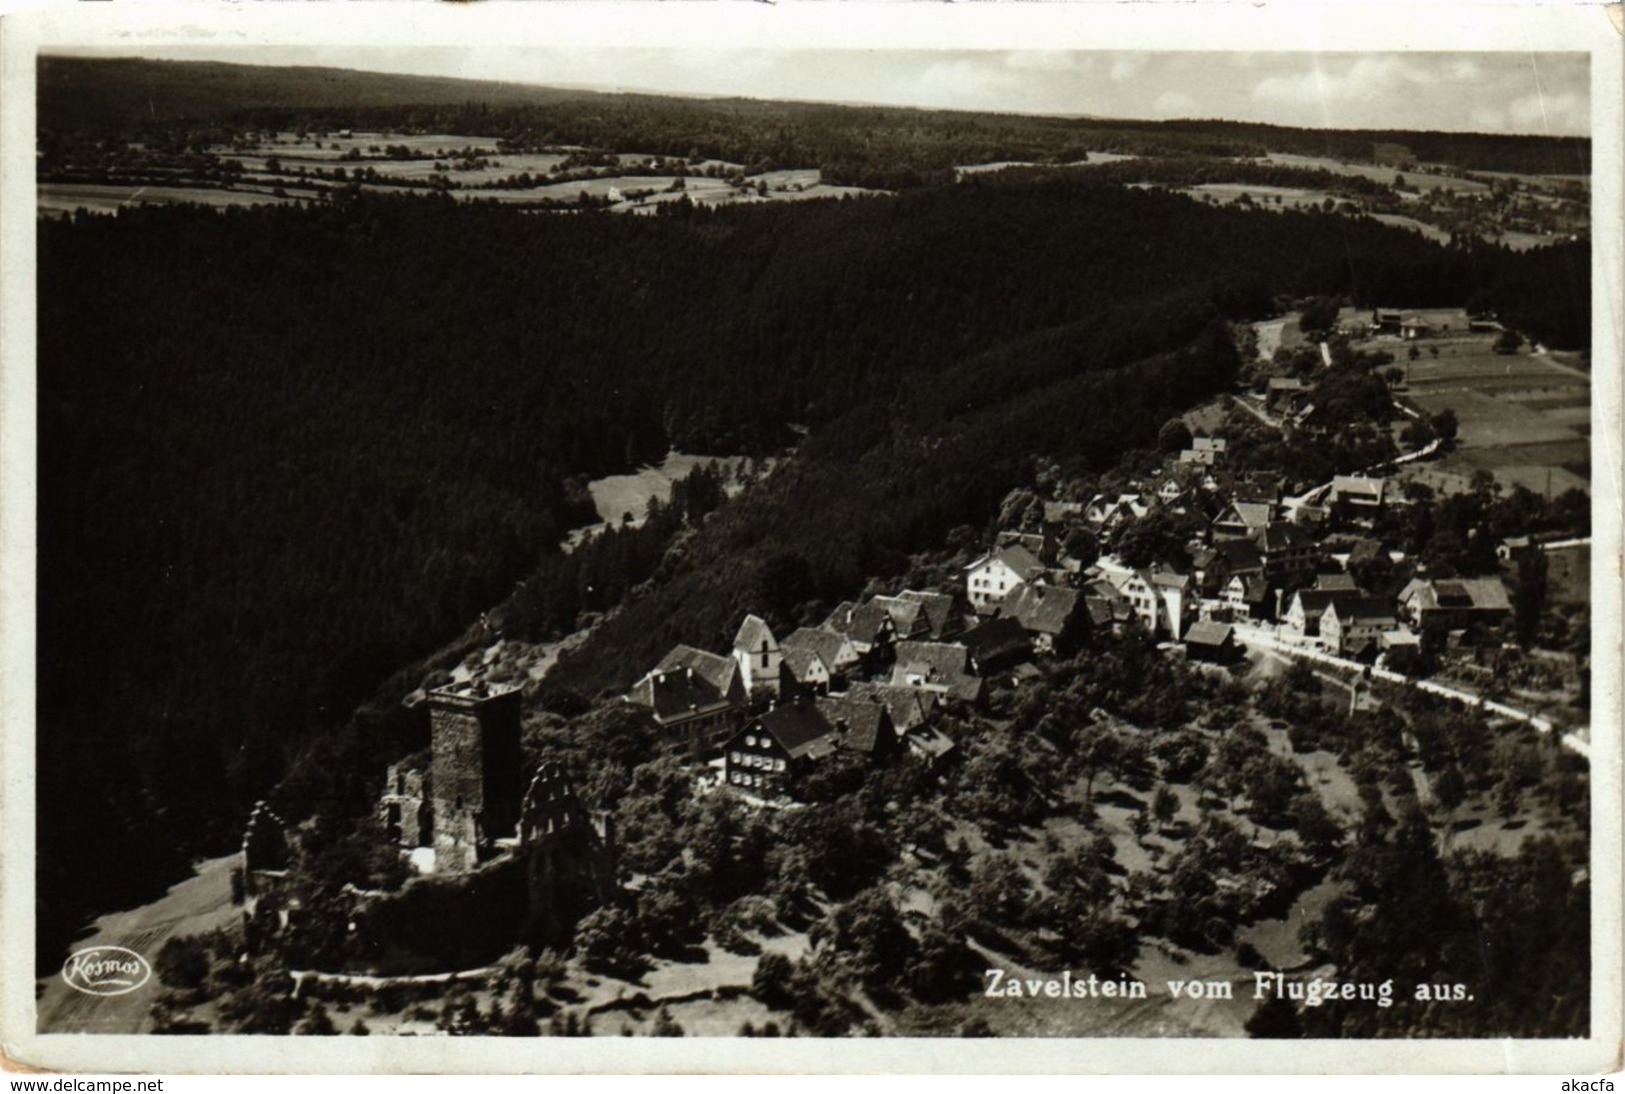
[96,47,1591,137]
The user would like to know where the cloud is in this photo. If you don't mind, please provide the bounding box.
[1154,90,1198,118]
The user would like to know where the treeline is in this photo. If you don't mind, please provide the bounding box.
[40,58,1590,188]
[38,174,1586,969]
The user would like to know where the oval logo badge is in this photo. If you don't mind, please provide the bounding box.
[60,945,153,996]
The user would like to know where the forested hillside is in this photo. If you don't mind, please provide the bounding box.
[40,57,1590,186]
[38,174,1586,969]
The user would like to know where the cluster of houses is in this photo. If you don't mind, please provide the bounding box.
[975,444,1515,665]
[620,430,1526,801]
[623,568,1101,800]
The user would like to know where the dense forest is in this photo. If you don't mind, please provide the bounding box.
[40,57,1590,187]
[38,155,1588,971]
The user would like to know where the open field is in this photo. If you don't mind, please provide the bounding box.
[1396,345,1590,495]
[1255,152,1487,194]
[954,153,1136,178]
[1181,183,1338,210]
[1370,213,1453,245]
[37,182,296,216]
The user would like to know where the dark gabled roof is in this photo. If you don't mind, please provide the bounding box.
[815,695,893,755]
[1328,597,1397,623]
[1290,589,1341,615]
[961,617,1033,664]
[1244,575,1272,603]
[1256,521,1314,552]
[754,703,838,761]
[1214,537,1265,572]
[1346,538,1385,565]
[784,627,856,668]
[1000,582,1083,636]
[891,640,982,702]
[823,601,895,644]
[898,589,960,638]
[780,646,828,681]
[1183,621,1234,647]
[843,682,938,733]
[653,644,741,698]
[894,640,970,677]
[629,661,736,724]
[869,595,926,638]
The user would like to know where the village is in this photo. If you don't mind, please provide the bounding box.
[128,297,1586,1041]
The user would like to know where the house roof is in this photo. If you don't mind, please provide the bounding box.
[999,582,1083,636]
[780,647,829,681]
[961,617,1033,665]
[784,627,857,668]
[1213,537,1265,572]
[653,645,741,698]
[823,601,896,644]
[844,682,938,733]
[1148,566,1192,589]
[1217,501,1274,531]
[1192,436,1228,453]
[1290,589,1342,616]
[815,695,893,755]
[891,640,982,702]
[1043,501,1084,524]
[1403,577,1511,614]
[733,613,778,654]
[754,703,840,761]
[869,595,926,638]
[1332,475,1386,502]
[629,659,737,724]
[1256,521,1314,552]
[1328,597,1398,623]
[1315,572,1360,592]
[1268,377,1307,392]
[967,543,1045,582]
[898,589,960,638]
[1183,621,1234,647]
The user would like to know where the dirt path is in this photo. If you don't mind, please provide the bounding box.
[36,855,239,1034]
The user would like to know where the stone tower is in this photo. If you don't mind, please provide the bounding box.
[428,681,522,873]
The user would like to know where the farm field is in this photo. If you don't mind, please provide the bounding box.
[1370,213,1453,245]
[1254,152,1487,193]
[1181,183,1337,210]
[1397,344,1590,495]
[37,182,296,216]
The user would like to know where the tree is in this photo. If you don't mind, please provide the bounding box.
[1152,784,1180,830]
[1157,418,1193,454]
[967,854,1033,932]
[1429,408,1459,445]
[1298,296,1341,337]
[1494,328,1525,355]
[752,951,796,1007]
[1513,549,1548,648]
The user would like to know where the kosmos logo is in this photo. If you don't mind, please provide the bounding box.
[60,946,152,996]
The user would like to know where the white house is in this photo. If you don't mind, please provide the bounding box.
[966,544,1046,612]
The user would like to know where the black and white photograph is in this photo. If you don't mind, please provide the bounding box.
[1,1,1619,1075]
